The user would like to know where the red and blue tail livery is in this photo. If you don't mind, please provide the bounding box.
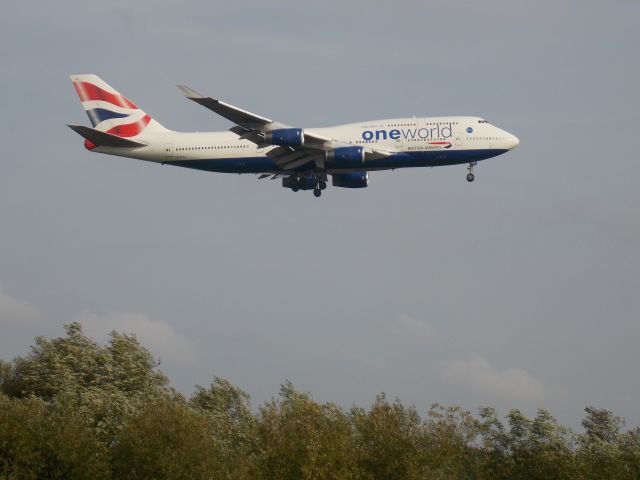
[70,75,166,148]
[68,74,519,197]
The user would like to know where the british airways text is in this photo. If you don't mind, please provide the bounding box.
[362,123,453,141]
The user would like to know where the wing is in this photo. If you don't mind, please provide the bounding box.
[177,85,391,171]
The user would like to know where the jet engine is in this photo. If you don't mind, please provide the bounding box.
[326,146,365,168]
[264,128,304,146]
[332,172,368,188]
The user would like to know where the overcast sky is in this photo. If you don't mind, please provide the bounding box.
[1,0,638,429]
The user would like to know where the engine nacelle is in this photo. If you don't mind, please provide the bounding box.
[332,172,369,188]
[326,146,365,168]
[264,128,304,147]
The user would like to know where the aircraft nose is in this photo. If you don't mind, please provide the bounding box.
[507,135,519,150]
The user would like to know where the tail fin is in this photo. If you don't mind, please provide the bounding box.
[70,74,168,138]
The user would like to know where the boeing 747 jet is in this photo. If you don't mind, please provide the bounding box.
[68,75,519,197]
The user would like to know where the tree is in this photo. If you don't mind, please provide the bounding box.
[477,408,577,480]
[420,404,481,479]
[577,407,630,479]
[478,406,514,479]
[190,377,257,478]
[255,382,360,480]
[0,323,171,444]
[0,393,110,480]
[617,427,640,480]
[190,376,253,427]
[3,324,640,479]
[1,323,168,400]
[351,393,424,480]
[582,406,623,444]
[111,397,222,480]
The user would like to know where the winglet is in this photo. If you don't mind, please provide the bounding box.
[177,85,206,99]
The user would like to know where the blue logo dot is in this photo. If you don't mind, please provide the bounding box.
[466,127,473,134]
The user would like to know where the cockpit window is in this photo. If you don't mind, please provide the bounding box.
[477,120,488,124]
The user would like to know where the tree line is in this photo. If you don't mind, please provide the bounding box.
[0,323,638,479]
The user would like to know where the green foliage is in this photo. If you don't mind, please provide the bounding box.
[501,409,576,479]
[421,404,481,478]
[255,381,360,479]
[576,406,639,480]
[0,394,110,480]
[0,323,171,445]
[582,406,623,444]
[351,393,423,479]
[189,377,257,478]
[1,325,639,479]
[111,397,224,480]
[1,323,168,401]
[190,376,254,434]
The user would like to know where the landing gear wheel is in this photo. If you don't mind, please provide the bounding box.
[292,186,300,192]
[466,162,476,183]
[313,188,322,198]
[319,180,327,190]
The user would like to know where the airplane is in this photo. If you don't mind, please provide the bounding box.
[68,74,519,197]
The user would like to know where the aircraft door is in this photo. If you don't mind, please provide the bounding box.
[164,143,174,158]
[454,131,463,147]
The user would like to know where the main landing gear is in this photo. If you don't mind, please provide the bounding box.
[466,162,476,183]
[313,179,327,198]
[286,172,327,197]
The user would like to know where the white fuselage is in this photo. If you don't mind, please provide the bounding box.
[92,116,519,174]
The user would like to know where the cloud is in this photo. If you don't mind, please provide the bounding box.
[78,311,195,365]
[386,313,435,343]
[440,356,548,402]
[0,287,40,328]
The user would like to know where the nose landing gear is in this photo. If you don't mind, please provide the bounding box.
[466,162,476,182]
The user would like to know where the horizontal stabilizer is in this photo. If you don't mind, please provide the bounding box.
[67,125,147,148]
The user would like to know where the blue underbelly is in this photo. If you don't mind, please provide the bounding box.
[167,149,507,174]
